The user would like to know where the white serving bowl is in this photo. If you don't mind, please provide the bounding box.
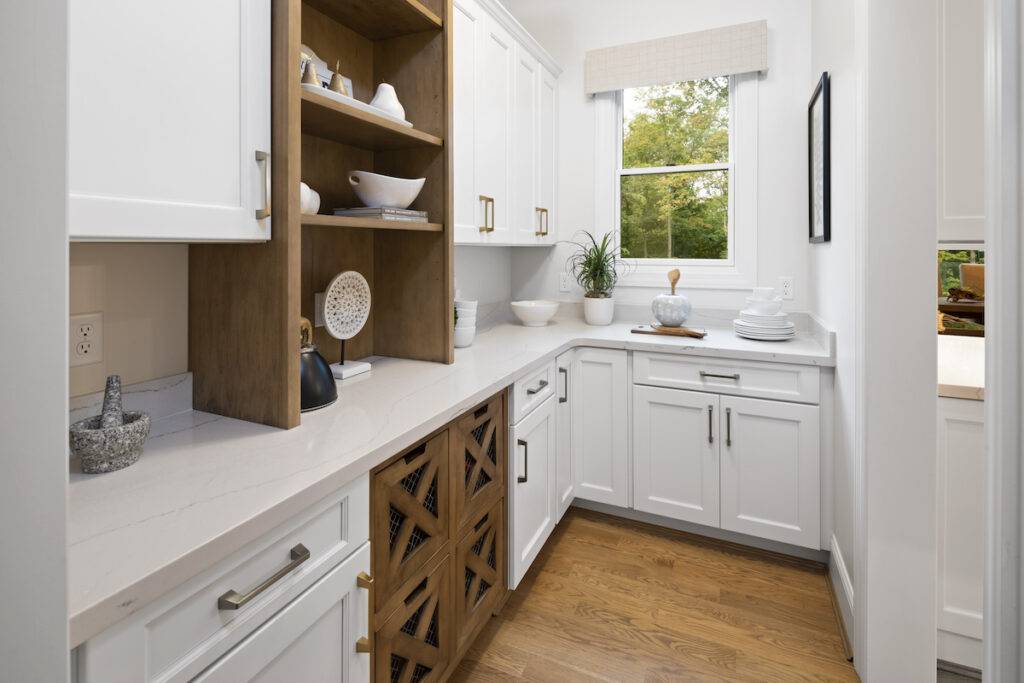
[454,326,475,348]
[454,299,478,312]
[511,300,559,327]
[744,296,783,316]
[348,170,425,209]
[751,287,776,301]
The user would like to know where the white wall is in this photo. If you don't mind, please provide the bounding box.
[809,0,858,635]
[0,1,70,680]
[503,0,812,310]
[454,246,512,304]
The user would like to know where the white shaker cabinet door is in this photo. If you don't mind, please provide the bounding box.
[474,12,514,243]
[193,543,371,683]
[509,395,557,589]
[633,386,720,527]
[69,0,271,242]
[453,0,483,244]
[511,44,539,244]
[719,396,820,549]
[572,348,629,507]
[555,349,575,521]
[535,66,557,244]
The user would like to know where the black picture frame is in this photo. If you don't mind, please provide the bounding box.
[808,72,831,243]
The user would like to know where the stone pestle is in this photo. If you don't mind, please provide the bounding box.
[100,375,124,428]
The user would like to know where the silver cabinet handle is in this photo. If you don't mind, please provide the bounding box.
[707,405,714,444]
[517,438,528,483]
[700,371,740,381]
[526,379,548,396]
[726,407,732,447]
[559,367,568,403]
[254,150,271,219]
[218,543,309,610]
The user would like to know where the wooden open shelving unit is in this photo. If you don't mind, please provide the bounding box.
[189,0,453,429]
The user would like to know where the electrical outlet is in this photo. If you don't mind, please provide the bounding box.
[778,276,795,300]
[70,312,103,367]
[559,272,571,292]
[314,292,325,327]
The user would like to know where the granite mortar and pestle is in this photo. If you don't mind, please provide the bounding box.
[69,375,151,474]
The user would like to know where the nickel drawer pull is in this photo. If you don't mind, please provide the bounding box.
[700,371,740,381]
[726,407,732,447]
[517,438,529,483]
[526,379,548,395]
[218,544,310,610]
[559,367,568,403]
[707,405,714,444]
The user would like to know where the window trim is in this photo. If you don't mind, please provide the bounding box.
[596,73,759,290]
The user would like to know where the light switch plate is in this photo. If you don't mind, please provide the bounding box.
[70,312,103,367]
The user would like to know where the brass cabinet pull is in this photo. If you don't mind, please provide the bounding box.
[559,367,568,403]
[218,543,309,610]
[517,438,528,483]
[356,572,373,655]
[707,405,714,444]
[357,571,373,590]
[535,207,544,236]
[478,195,495,232]
[700,371,740,381]
[542,208,549,235]
[726,407,732,447]
[254,150,271,219]
[526,379,548,396]
[356,637,371,654]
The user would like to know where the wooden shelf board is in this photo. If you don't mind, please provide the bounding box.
[302,214,443,232]
[300,90,443,150]
[302,0,441,41]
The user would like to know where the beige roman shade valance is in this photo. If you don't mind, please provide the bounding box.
[584,20,768,94]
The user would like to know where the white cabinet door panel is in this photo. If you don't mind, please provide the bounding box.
[535,66,557,244]
[453,0,482,243]
[509,396,557,588]
[633,387,720,526]
[719,396,819,549]
[555,350,575,520]
[475,15,514,243]
[69,0,271,242]
[511,45,539,244]
[572,348,629,507]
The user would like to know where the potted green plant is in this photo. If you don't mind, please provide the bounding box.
[567,231,623,326]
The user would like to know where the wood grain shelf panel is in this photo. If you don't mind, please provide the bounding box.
[300,89,443,150]
[301,214,443,232]
[302,0,441,41]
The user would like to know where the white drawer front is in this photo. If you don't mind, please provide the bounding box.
[633,352,820,405]
[513,361,557,424]
[77,475,369,683]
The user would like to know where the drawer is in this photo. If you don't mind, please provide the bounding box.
[76,475,369,683]
[455,498,505,654]
[375,552,452,683]
[633,352,820,405]
[512,361,556,424]
[451,394,505,536]
[372,432,449,611]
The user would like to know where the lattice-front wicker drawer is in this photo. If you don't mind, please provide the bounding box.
[451,394,505,536]
[455,498,505,654]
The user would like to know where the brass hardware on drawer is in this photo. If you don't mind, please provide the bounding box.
[357,571,373,590]
[517,438,529,483]
[707,405,714,444]
[478,195,495,232]
[700,371,740,381]
[726,407,732,447]
[254,150,271,220]
[559,367,568,403]
[356,636,372,653]
[535,207,549,236]
[526,379,548,396]
[217,543,310,610]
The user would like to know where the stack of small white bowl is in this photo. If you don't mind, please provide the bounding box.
[734,287,796,341]
[455,298,477,348]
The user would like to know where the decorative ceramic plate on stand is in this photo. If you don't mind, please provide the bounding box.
[323,270,372,379]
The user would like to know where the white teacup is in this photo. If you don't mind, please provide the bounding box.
[751,287,776,301]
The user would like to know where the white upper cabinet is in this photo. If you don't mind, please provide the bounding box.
[453,0,560,246]
[937,0,984,243]
[572,348,629,507]
[69,0,271,242]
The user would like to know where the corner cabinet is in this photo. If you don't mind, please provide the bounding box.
[453,0,560,246]
[68,0,271,242]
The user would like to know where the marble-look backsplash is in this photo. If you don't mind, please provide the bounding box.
[69,372,193,427]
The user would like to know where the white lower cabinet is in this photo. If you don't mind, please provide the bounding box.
[936,396,985,669]
[509,393,557,588]
[572,348,629,507]
[555,350,575,520]
[194,543,371,682]
[633,386,720,527]
[718,395,820,549]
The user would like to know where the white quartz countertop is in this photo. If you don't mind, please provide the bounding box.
[937,335,985,401]
[67,315,833,647]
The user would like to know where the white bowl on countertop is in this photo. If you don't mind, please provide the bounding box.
[511,300,559,327]
[454,326,475,348]
[348,170,425,209]
[744,296,783,316]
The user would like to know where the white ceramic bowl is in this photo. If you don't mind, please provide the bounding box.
[744,296,783,316]
[454,299,478,311]
[511,300,559,327]
[349,170,425,209]
[751,287,776,301]
[455,316,476,329]
[454,326,475,348]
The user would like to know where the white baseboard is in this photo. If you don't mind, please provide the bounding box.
[829,534,855,637]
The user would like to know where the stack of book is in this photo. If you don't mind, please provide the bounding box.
[333,207,428,223]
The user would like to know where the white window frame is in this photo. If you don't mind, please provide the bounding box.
[595,73,759,289]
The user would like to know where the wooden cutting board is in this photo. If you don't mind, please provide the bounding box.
[631,324,707,339]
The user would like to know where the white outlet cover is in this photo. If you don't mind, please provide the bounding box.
[559,273,571,292]
[70,312,103,367]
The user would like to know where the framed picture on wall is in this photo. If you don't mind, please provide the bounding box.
[808,72,831,243]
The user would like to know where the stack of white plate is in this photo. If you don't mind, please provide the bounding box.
[734,290,796,341]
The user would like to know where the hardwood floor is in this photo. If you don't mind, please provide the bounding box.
[450,508,860,682]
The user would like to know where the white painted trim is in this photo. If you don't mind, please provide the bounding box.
[476,0,562,76]
[830,534,855,634]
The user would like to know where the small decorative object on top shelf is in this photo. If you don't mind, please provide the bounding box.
[369,83,406,121]
[328,61,348,96]
[301,58,321,87]
[734,287,796,341]
[808,71,831,243]
[511,300,559,327]
[349,170,425,209]
[299,318,338,412]
[651,269,692,328]
[323,271,372,379]
[454,298,477,347]
[69,375,151,474]
[567,231,626,326]
[299,182,321,214]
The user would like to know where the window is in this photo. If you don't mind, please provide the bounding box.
[619,77,732,262]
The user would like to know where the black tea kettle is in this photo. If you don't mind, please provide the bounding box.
[300,317,338,412]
